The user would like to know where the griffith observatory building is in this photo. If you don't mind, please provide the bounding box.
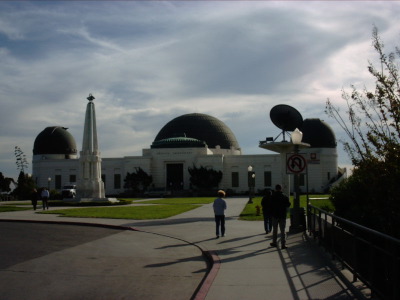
[32,96,342,196]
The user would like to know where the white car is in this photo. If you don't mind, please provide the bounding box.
[61,185,76,198]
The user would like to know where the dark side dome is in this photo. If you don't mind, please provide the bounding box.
[153,113,240,150]
[33,126,77,155]
[300,119,336,148]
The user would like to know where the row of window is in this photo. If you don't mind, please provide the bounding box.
[49,172,310,190]
[231,171,306,188]
[49,174,122,190]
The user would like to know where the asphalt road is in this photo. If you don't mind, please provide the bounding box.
[0,221,206,300]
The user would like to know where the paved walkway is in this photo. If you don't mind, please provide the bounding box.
[0,198,362,300]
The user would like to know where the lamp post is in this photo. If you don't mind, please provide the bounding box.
[289,128,305,233]
[247,165,255,204]
[47,177,51,190]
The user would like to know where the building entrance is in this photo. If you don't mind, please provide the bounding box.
[166,163,184,191]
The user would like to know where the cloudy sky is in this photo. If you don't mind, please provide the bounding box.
[1,1,399,180]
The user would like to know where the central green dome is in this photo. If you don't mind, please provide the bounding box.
[153,113,240,150]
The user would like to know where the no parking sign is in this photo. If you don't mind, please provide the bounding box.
[286,153,307,174]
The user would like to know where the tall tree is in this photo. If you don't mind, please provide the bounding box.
[123,167,153,195]
[188,164,223,190]
[14,146,29,173]
[12,171,36,200]
[0,172,13,193]
[326,26,400,238]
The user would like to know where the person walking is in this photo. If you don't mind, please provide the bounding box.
[41,188,50,210]
[261,188,273,234]
[213,190,227,239]
[270,184,291,249]
[31,188,39,210]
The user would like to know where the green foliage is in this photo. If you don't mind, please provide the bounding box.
[188,164,222,189]
[14,146,28,173]
[0,172,13,193]
[326,26,400,238]
[123,167,153,195]
[331,160,400,238]
[326,27,400,166]
[12,171,36,200]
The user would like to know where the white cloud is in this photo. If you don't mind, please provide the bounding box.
[0,1,400,179]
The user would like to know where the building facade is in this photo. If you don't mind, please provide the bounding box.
[32,113,340,196]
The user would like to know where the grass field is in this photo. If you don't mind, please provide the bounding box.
[41,203,201,219]
[40,197,216,219]
[239,194,332,221]
[0,206,32,212]
[137,197,215,205]
[1,195,333,221]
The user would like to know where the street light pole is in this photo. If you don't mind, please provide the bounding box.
[247,165,255,204]
[47,177,51,190]
[289,128,305,233]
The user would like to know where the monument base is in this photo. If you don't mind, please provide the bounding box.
[63,197,119,203]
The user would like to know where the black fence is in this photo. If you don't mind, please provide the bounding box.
[307,204,400,300]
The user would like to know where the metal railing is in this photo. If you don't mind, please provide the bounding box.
[307,204,400,300]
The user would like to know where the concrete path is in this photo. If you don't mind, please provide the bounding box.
[0,198,360,300]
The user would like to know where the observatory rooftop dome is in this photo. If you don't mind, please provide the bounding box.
[300,119,337,148]
[153,113,240,150]
[33,126,77,155]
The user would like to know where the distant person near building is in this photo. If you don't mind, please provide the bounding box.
[261,188,273,234]
[31,188,39,210]
[41,188,50,210]
[270,184,291,249]
[213,190,227,239]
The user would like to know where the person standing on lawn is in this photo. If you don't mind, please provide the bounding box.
[213,190,227,239]
[270,184,291,249]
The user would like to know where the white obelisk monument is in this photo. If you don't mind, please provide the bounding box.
[76,94,111,202]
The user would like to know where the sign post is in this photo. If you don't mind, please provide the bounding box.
[287,153,307,233]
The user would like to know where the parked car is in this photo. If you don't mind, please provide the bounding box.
[144,188,171,198]
[61,185,76,199]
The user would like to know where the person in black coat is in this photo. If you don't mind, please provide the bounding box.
[31,188,39,210]
[261,189,273,234]
[270,184,291,249]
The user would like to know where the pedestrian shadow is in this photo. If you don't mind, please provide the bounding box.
[155,237,217,249]
[144,255,208,275]
[277,233,355,300]
[216,246,277,263]
[216,233,263,244]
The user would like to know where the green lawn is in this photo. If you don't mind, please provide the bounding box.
[140,197,215,205]
[40,197,214,219]
[41,203,200,219]
[0,206,32,212]
[239,194,332,221]
[1,195,333,221]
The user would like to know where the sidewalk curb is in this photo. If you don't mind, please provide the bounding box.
[132,228,221,300]
[192,250,221,300]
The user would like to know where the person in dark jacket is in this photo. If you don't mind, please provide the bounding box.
[270,184,291,249]
[31,188,39,210]
[261,189,273,234]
